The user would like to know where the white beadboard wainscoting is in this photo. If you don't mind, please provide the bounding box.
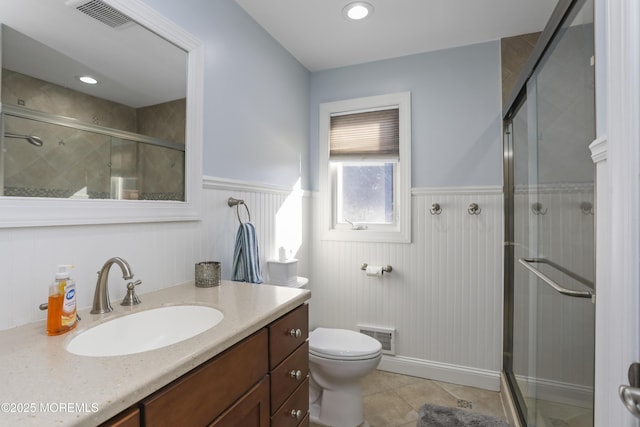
[2,179,505,394]
[0,177,310,331]
[0,220,206,330]
[202,177,312,282]
[310,187,504,391]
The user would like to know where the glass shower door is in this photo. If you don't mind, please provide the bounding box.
[505,0,596,425]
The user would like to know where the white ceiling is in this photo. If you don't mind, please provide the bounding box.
[234,0,559,72]
[0,0,559,108]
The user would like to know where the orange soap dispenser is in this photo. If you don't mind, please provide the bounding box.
[46,265,77,336]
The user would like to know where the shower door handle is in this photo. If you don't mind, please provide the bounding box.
[518,258,594,299]
[619,363,640,418]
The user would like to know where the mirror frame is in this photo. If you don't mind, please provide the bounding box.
[0,0,203,228]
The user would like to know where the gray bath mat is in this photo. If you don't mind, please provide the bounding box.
[417,403,510,427]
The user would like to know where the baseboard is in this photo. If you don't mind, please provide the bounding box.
[514,374,593,409]
[378,355,501,391]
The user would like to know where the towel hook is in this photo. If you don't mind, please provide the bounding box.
[228,197,251,224]
[468,203,481,215]
[580,201,594,215]
[430,203,442,215]
[531,202,547,215]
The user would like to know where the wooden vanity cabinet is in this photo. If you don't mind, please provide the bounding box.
[100,406,140,427]
[142,328,269,426]
[210,376,270,427]
[270,342,309,411]
[100,303,309,427]
[268,303,309,427]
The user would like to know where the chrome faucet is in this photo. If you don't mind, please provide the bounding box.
[91,257,134,314]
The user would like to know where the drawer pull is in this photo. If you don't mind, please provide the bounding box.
[289,328,302,338]
[289,369,303,381]
[290,409,303,420]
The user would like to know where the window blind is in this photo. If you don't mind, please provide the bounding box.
[330,108,399,158]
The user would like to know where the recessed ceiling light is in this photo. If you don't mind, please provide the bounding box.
[77,75,99,85]
[343,2,374,21]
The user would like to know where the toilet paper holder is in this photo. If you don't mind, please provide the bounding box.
[360,263,393,273]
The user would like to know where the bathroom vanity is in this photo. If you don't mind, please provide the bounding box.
[0,281,310,426]
[104,304,309,427]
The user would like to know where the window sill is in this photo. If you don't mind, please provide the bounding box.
[320,228,411,244]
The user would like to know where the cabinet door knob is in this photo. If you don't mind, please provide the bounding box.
[289,328,302,338]
[289,369,303,381]
[290,409,303,420]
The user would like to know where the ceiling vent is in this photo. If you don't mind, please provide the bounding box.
[67,0,134,29]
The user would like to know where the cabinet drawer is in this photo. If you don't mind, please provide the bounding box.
[209,376,270,427]
[270,341,309,414]
[269,304,308,369]
[100,406,140,427]
[142,329,268,427]
[271,378,309,427]
[299,412,310,427]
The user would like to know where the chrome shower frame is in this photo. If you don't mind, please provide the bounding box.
[501,0,590,425]
[0,114,4,196]
[1,104,185,152]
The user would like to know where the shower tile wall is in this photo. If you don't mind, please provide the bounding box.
[137,99,186,200]
[310,188,504,390]
[138,143,185,200]
[501,33,541,106]
[1,69,184,199]
[137,98,186,145]
[2,69,137,130]
[3,114,113,197]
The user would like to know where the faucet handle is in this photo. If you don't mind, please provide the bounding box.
[121,280,142,306]
[127,279,142,289]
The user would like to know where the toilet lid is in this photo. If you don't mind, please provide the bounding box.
[309,328,382,360]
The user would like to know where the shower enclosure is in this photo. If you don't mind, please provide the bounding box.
[0,105,185,200]
[503,0,595,426]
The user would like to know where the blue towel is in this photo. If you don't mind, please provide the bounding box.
[231,222,264,283]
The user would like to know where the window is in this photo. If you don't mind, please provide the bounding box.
[319,92,411,242]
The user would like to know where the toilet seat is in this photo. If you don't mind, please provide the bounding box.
[309,328,382,360]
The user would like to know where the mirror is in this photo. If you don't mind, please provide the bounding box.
[0,0,204,226]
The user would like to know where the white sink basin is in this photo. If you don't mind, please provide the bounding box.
[66,305,224,357]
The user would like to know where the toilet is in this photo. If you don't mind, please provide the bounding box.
[308,327,382,427]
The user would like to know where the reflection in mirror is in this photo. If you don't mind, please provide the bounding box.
[0,0,187,201]
[2,106,184,199]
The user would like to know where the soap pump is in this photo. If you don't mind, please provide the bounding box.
[46,265,77,336]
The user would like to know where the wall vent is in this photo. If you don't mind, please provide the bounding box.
[67,0,133,29]
[358,325,396,355]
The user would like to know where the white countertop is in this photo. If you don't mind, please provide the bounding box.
[0,281,310,426]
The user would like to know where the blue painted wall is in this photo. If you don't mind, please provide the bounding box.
[309,41,502,190]
[142,0,502,191]
[141,0,311,189]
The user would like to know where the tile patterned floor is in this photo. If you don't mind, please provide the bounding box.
[310,369,509,427]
